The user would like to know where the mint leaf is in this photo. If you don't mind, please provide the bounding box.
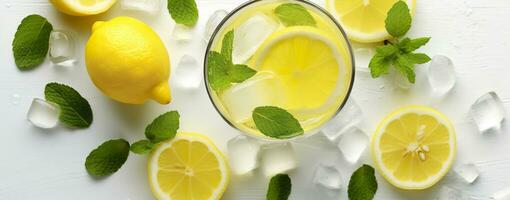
[229,64,256,83]
[385,1,412,37]
[85,139,130,177]
[369,45,398,78]
[44,82,93,128]
[207,51,231,92]
[167,0,198,27]
[12,14,53,70]
[221,30,234,64]
[403,37,430,52]
[267,174,292,200]
[275,3,316,27]
[252,106,303,139]
[145,111,180,143]
[395,55,416,83]
[404,53,431,64]
[130,140,154,154]
[375,45,398,57]
[348,165,378,200]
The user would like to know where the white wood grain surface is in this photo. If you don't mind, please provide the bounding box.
[1,0,509,199]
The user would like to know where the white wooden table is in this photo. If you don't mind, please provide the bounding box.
[1,0,509,199]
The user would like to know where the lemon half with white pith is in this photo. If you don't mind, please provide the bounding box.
[371,106,456,190]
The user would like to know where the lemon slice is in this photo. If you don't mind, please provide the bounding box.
[49,0,117,16]
[252,26,344,111]
[326,0,415,43]
[148,132,229,200]
[371,106,456,190]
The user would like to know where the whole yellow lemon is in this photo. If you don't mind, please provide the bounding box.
[85,17,171,104]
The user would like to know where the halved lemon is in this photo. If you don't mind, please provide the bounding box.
[371,106,456,190]
[252,26,345,111]
[49,0,117,16]
[148,132,229,200]
[326,0,415,43]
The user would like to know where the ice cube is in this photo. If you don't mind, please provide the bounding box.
[428,55,456,95]
[172,25,192,42]
[220,72,284,123]
[313,163,343,190]
[469,92,507,132]
[437,186,477,200]
[120,0,161,13]
[232,14,279,64]
[320,98,362,141]
[354,48,374,74]
[205,10,228,42]
[337,127,368,163]
[27,98,61,129]
[49,30,76,65]
[454,163,479,183]
[260,142,297,177]
[172,55,202,90]
[493,187,510,200]
[227,135,261,175]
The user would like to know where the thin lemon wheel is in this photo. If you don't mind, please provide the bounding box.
[371,106,456,190]
[326,0,415,43]
[148,132,229,200]
[49,0,117,16]
[252,26,344,111]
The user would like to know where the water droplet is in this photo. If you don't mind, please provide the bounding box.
[11,94,20,105]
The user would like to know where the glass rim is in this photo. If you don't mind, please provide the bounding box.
[203,0,356,142]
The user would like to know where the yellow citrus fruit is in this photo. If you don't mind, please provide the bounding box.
[371,106,456,190]
[85,17,171,104]
[148,132,229,200]
[49,0,117,16]
[252,26,343,111]
[326,0,415,43]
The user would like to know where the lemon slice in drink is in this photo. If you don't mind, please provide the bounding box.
[371,106,456,190]
[49,0,117,16]
[148,132,229,200]
[252,26,344,111]
[326,0,415,43]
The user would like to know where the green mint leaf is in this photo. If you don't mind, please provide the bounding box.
[405,53,431,64]
[12,14,53,70]
[403,37,430,52]
[85,139,130,177]
[385,1,412,37]
[130,139,154,154]
[267,174,292,200]
[44,82,93,128]
[369,45,398,78]
[395,55,416,83]
[207,51,231,92]
[375,44,398,57]
[348,165,378,200]
[252,106,303,139]
[228,64,256,83]
[275,3,316,27]
[145,111,180,143]
[221,30,234,64]
[167,0,199,27]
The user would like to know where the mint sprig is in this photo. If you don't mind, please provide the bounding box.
[369,1,431,83]
[207,30,257,92]
[130,139,154,154]
[131,111,180,154]
[44,82,93,128]
[348,164,378,200]
[12,14,53,70]
[266,174,292,200]
[167,0,199,27]
[274,3,316,27]
[85,139,130,177]
[252,106,303,139]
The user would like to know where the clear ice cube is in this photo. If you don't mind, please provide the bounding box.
[354,48,374,73]
[227,135,261,175]
[454,163,479,184]
[232,14,279,64]
[205,10,228,42]
[469,92,507,132]
[120,0,161,13]
[49,30,76,64]
[428,55,456,94]
[337,127,368,163]
[172,55,202,90]
[492,187,510,200]
[172,25,192,42]
[220,72,284,123]
[27,98,61,129]
[437,186,477,200]
[260,142,297,177]
[313,163,343,190]
[320,98,362,141]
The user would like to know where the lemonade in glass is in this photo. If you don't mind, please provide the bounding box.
[205,0,355,140]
